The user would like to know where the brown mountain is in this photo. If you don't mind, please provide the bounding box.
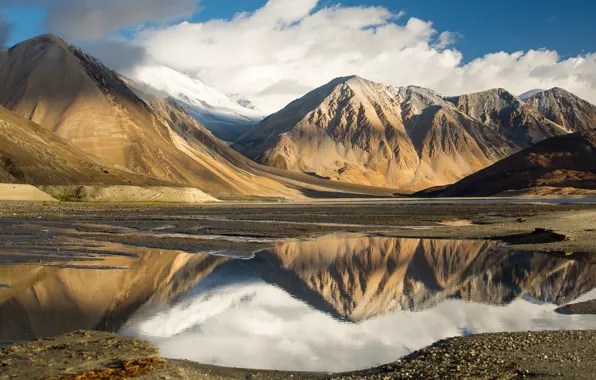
[439,129,596,197]
[236,77,519,191]
[0,34,279,198]
[526,87,596,132]
[446,88,568,146]
[0,105,164,186]
[235,77,587,191]
[0,35,393,199]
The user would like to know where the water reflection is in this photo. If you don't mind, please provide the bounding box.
[0,245,227,341]
[0,233,595,372]
[121,234,596,372]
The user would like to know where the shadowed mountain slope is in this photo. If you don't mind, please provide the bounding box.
[0,106,167,186]
[440,129,596,197]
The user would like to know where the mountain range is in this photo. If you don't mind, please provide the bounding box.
[235,76,594,191]
[0,34,594,198]
[0,35,396,200]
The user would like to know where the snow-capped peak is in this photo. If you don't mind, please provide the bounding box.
[123,62,265,141]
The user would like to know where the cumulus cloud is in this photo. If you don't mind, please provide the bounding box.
[0,0,199,40]
[108,0,596,113]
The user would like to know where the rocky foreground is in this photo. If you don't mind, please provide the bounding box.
[1,330,596,379]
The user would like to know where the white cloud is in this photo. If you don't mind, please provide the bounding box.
[0,0,199,40]
[110,0,596,113]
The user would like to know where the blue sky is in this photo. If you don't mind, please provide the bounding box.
[193,0,595,61]
[3,0,595,62]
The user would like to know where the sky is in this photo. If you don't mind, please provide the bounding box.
[1,0,596,112]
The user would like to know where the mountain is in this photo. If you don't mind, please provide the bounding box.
[122,62,265,141]
[446,88,568,146]
[526,87,596,132]
[0,105,163,186]
[439,129,596,197]
[0,35,392,200]
[235,76,523,190]
[519,89,546,100]
[236,76,593,191]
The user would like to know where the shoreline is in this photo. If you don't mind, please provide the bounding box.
[2,330,596,379]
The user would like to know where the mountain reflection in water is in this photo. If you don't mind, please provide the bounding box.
[1,234,595,372]
[121,234,596,372]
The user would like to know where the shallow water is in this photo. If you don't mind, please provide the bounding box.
[120,234,596,372]
[0,233,595,372]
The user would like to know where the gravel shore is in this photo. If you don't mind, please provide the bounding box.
[2,330,596,379]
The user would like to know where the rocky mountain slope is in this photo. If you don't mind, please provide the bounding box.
[446,88,568,146]
[0,35,391,200]
[236,77,593,191]
[0,105,165,186]
[123,62,265,141]
[526,87,596,132]
[439,129,596,197]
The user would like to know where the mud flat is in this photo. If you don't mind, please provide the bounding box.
[0,200,595,254]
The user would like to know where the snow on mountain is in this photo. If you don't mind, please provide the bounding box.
[227,93,261,111]
[125,63,266,141]
[519,89,546,100]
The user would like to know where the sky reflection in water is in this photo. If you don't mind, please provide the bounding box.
[121,234,596,372]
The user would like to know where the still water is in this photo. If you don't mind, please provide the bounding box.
[1,233,595,372]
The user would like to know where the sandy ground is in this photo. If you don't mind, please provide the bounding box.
[0,184,57,202]
[40,185,219,203]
